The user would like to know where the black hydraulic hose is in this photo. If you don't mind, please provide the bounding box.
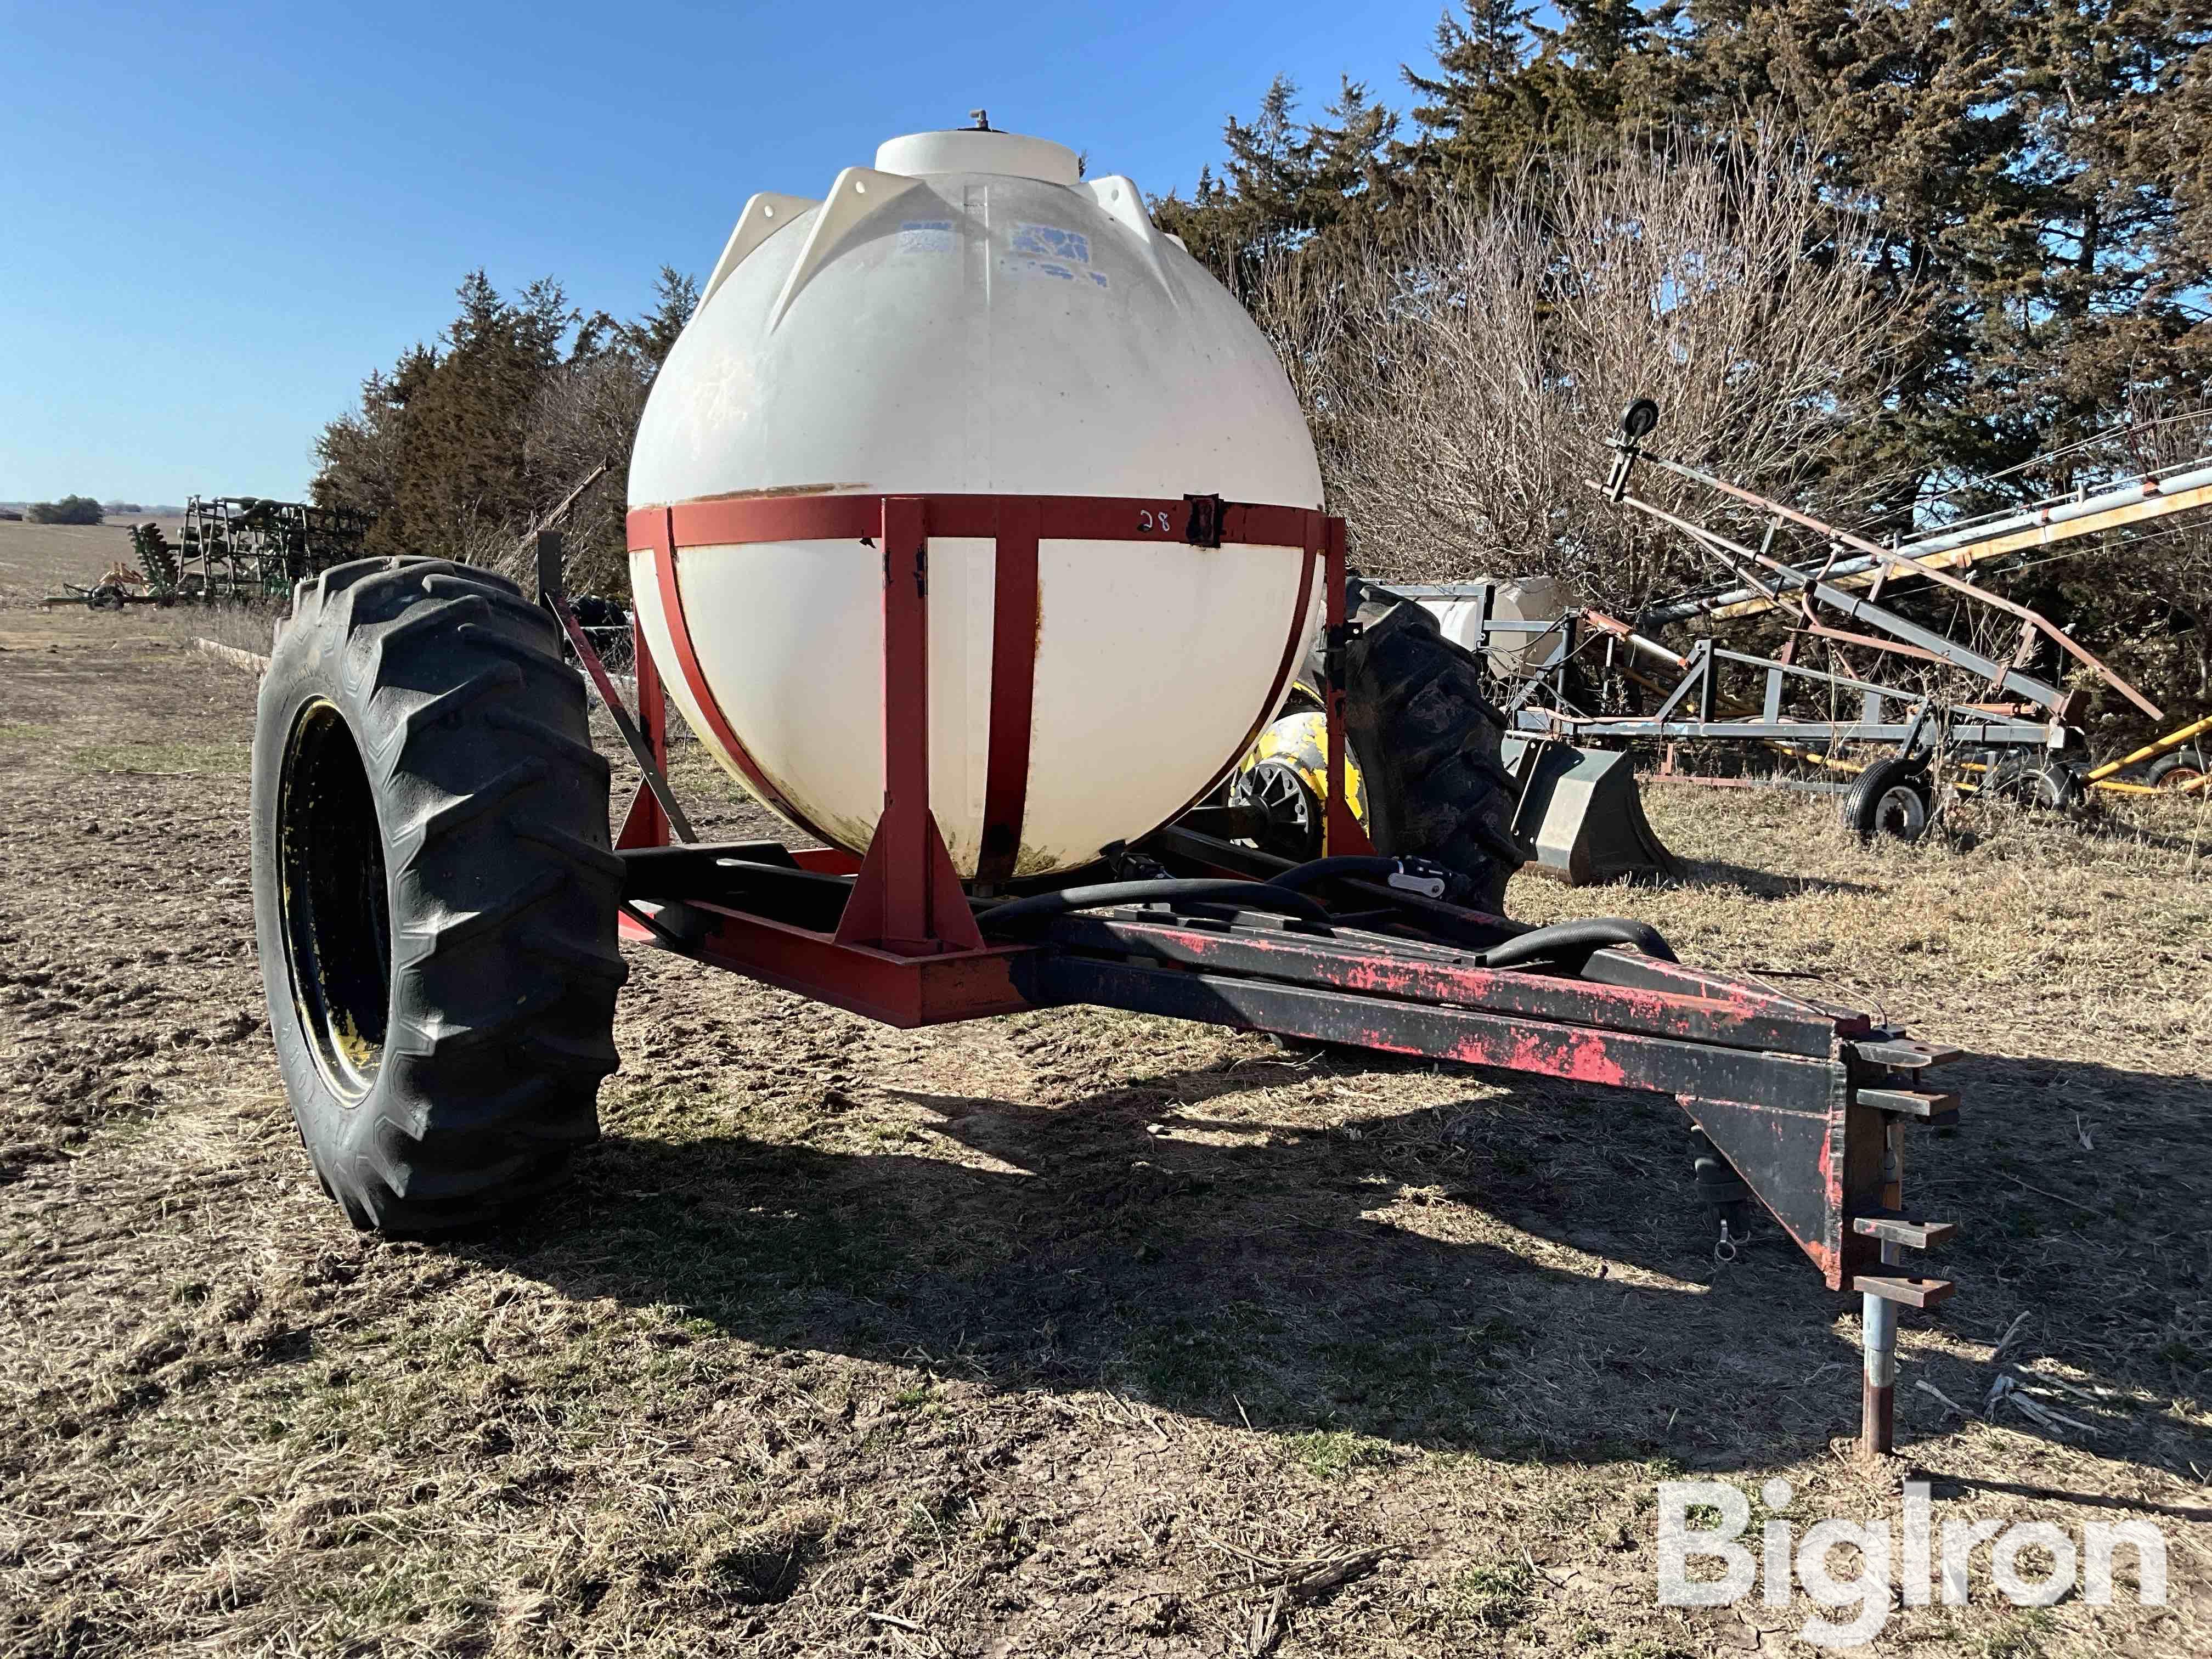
[978,878,1332,934]
[1474,917,1677,972]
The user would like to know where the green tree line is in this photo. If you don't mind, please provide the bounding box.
[313,268,697,596]
[26,495,105,525]
[1158,1,2210,492]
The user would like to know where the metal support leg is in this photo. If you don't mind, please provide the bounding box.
[551,595,694,845]
[833,498,984,956]
[1322,518,1376,858]
[1860,1118,1908,1459]
[1861,1285,1899,1456]
[615,612,681,850]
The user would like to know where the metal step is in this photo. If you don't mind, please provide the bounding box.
[1853,1274,1956,1310]
[1850,1038,1965,1069]
[1855,1087,1961,1122]
[1852,1212,1957,1250]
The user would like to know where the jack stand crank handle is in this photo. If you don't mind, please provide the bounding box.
[1863,1120,1906,1461]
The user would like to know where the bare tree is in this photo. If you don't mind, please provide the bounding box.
[1250,128,1913,610]
[517,352,647,593]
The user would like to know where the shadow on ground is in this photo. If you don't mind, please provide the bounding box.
[1673,857,1880,898]
[462,1043,2212,1480]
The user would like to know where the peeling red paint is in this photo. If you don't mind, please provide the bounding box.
[1099,919,1836,1058]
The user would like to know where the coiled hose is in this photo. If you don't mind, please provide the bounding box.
[973,861,1674,972]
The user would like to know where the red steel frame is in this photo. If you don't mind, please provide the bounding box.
[617,492,1369,1017]
[613,589,678,853]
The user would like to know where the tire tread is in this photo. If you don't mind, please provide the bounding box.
[251,557,624,1237]
[1340,601,1525,911]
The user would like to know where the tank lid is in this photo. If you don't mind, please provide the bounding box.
[874,128,1081,187]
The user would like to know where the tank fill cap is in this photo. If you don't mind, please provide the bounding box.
[873,129,1081,185]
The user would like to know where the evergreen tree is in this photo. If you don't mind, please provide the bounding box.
[1154,76,1402,292]
[1401,0,1543,185]
[1673,1,2209,496]
[384,274,577,562]
[614,266,701,374]
[313,268,696,579]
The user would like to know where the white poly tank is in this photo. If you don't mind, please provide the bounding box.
[627,126,1324,878]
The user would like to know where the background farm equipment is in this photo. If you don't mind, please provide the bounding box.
[1350,403,2212,842]
[170,497,375,602]
[45,498,377,611]
[1213,635,1683,888]
[2080,716,2211,799]
[46,561,155,611]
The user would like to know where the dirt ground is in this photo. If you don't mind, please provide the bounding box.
[1,527,2208,1656]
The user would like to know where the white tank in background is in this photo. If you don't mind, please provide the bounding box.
[1420,575,1568,678]
[627,126,1324,877]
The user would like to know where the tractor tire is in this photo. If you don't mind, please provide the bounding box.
[1340,599,1526,912]
[2146,746,2207,791]
[1842,755,1932,842]
[250,556,626,1235]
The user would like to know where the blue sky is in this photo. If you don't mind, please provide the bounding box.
[0,1,1450,504]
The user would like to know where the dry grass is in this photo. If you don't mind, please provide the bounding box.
[1517,780,2212,1058]
[0,613,2207,1656]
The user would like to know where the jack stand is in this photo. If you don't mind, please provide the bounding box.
[1852,1116,1957,1460]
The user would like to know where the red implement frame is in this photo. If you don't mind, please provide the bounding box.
[618,492,1359,1008]
[614,607,677,853]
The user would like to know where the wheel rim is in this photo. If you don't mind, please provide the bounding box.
[1232,761,1321,860]
[2162,765,2205,792]
[1874,783,1927,840]
[278,699,391,1103]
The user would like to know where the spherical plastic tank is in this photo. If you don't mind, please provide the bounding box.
[627,127,1324,878]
